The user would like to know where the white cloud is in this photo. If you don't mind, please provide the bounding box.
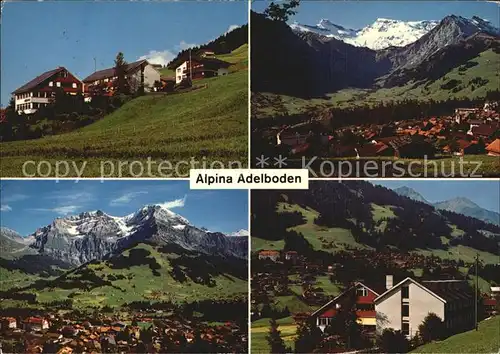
[159,195,186,210]
[0,205,12,212]
[30,205,80,216]
[138,41,198,67]
[177,41,197,51]
[138,50,176,67]
[226,24,240,34]
[46,191,94,204]
[1,193,29,203]
[110,191,148,206]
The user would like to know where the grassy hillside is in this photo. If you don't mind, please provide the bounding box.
[251,316,297,353]
[1,70,248,177]
[1,243,247,310]
[411,316,500,353]
[253,49,499,116]
[252,200,498,265]
[159,44,248,77]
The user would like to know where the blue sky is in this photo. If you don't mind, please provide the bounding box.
[253,1,499,29]
[0,1,247,106]
[0,180,248,236]
[371,180,500,213]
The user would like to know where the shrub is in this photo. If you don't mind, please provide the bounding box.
[376,328,409,353]
[418,313,446,343]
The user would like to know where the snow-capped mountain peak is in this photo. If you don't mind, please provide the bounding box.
[291,15,499,50]
[291,17,439,50]
[15,204,246,266]
[230,229,249,237]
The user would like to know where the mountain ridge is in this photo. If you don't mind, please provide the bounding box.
[1,204,248,267]
[290,15,499,51]
[290,17,439,50]
[251,11,500,97]
[392,186,500,226]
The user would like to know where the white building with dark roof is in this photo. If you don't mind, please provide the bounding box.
[12,67,83,114]
[82,59,160,95]
[374,276,474,338]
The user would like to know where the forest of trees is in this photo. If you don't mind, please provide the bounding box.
[166,24,248,70]
[251,181,499,255]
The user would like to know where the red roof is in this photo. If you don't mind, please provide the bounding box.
[24,317,45,324]
[472,124,497,137]
[358,142,389,157]
[259,250,280,256]
[457,139,473,150]
[484,298,497,306]
[486,139,500,154]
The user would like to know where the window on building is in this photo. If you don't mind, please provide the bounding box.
[72,83,77,88]
[402,303,409,317]
[402,321,409,336]
[402,286,409,299]
[49,82,53,87]
[319,318,332,326]
[56,82,61,87]
[356,287,367,297]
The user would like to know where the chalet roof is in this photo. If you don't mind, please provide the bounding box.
[23,317,46,324]
[486,139,500,154]
[421,280,473,302]
[12,67,71,94]
[311,282,379,317]
[457,139,474,150]
[259,250,280,256]
[357,142,390,157]
[472,124,497,137]
[374,277,454,304]
[82,60,149,83]
[177,57,231,70]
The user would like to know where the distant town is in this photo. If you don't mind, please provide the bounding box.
[0,308,247,353]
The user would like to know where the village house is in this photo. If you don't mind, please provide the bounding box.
[12,67,83,115]
[284,251,298,263]
[311,282,380,333]
[22,317,49,332]
[0,317,17,330]
[258,250,280,262]
[470,124,497,140]
[374,276,474,338]
[199,49,216,58]
[454,108,481,124]
[278,131,312,146]
[486,138,500,156]
[82,59,160,96]
[175,57,231,84]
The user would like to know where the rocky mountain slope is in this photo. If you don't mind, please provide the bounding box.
[252,11,500,97]
[2,205,248,267]
[291,18,439,50]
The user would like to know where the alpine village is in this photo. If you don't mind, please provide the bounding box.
[251,1,500,177]
[251,181,500,353]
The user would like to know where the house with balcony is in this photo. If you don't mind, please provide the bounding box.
[258,250,280,262]
[82,59,160,97]
[175,57,231,84]
[12,67,83,115]
[311,282,381,333]
[0,317,17,330]
[374,276,474,338]
[22,317,49,332]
